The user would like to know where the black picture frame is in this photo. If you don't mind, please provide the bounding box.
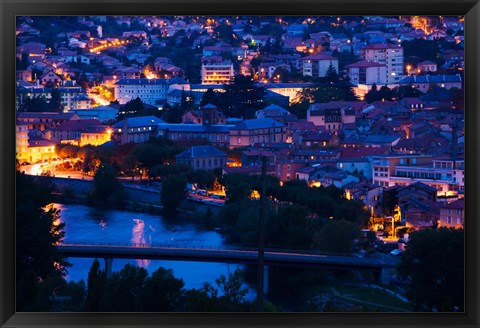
[1,0,479,327]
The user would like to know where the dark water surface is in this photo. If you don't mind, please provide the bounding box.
[55,203,247,291]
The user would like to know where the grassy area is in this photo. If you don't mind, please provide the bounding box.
[333,284,412,311]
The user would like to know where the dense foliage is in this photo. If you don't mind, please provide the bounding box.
[397,227,464,311]
[16,172,69,311]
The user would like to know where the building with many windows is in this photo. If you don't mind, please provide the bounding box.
[229,118,286,148]
[114,78,169,106]
[361,43,404,84]
[201,61,234,84]
[371,154,464,196]
[301,53,339,78]
[438,199,464,229]
[176,145,227,171]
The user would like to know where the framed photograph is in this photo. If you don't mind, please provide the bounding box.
[1,0,479,327]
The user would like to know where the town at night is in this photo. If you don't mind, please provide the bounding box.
[15,15,464,312]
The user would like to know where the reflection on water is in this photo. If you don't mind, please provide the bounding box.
[131,218,151,267]
[54,203,246,291]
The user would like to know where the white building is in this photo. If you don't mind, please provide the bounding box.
[201,62,234,84]
[361,44,404,84]
[114,78,169,106]
[371,155,464,196]
[302,53,339,78]
[345,61,387,86]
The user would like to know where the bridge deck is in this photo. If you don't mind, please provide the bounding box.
[56,244,397,269]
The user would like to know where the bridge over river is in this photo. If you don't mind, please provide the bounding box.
[56,243,398,287]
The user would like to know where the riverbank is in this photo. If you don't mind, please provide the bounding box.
[36,175,221,224]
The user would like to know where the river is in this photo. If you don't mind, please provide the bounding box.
[54,203,250,293]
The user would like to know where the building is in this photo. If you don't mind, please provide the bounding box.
[260,82,316,104]
[182,104,226,125]
[361,43,404,84]
[371,154,464,196]
[229,118,286,148]
[306,107,342,133]
[79,126,112,147]
[158,123,233,148]
[16,122,30,164]
[302,53,339,78]
[416,60,437,73]
[48,118,106,144]
[16,112,80,131]
[201,61,234,84]
[346,61,387,86]
[114,78,169,106]
[255,104,297,124]
[16,128,56,164]
[70,105,118,123]
[438,199,464,229]
[175,145,227,171]
[398,74,462,93]
[112,116,166,144]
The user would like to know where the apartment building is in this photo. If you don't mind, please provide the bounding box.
[371,154,464,196]
[361,43,404,84]
[201,61,234,84]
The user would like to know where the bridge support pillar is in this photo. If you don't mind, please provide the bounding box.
[104,258,113,279]
[263,265,269,295]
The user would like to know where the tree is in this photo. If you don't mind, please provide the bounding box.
[214,269,250,311]
[313,219,360,254]
[333,200,370,227]
[118,97,146,119]
[365,83,379,103]
[200,88,220,107]
[18,95,49,112]
[93,162,125,207]
[160,174,187,217]
[218,75,266,119]
[48,88,64,113]
[223,173,254,204]
[86,259,106,311]
[16,172,69,311]
[138,267,185,311]
[397,228,464,311]
[100,264,148,311]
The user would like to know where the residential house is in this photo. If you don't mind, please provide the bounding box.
[438,199,464,229]
[276,160,308,182]
[298,131,339,149]
[416,60,437,73]
[241,150,276,167]
[307,107,342,133]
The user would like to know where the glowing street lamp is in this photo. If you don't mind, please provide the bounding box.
[406,65,412,75]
